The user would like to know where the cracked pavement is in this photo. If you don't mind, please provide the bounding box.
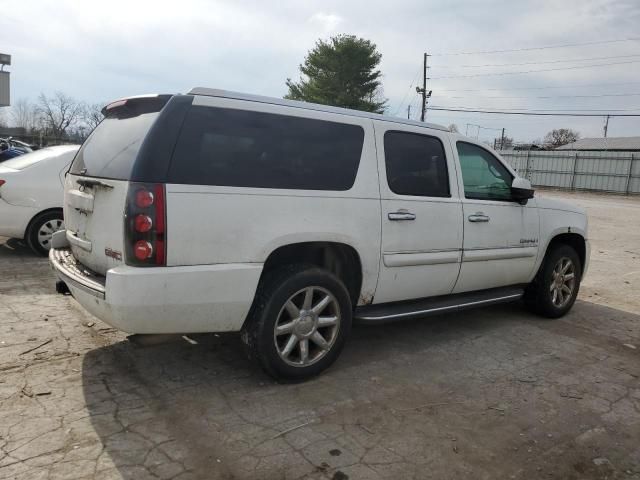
[1,190,639,480]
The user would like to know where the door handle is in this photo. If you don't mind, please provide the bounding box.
[468,213,490,223]
[388,211,416,221]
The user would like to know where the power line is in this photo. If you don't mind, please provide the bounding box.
[434,81,640,93]
[439,92,640,100]
[430,37,640,56]
[428,106,640,117]
[431,53,640,69]
[432,105,640,112]
[393,67,422,115]
[431,59,640,80]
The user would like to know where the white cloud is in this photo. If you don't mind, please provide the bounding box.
[309,12,344,33]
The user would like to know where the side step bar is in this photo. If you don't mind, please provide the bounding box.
[354,286,525,324]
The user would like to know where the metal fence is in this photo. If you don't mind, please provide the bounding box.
[501,150,640,195]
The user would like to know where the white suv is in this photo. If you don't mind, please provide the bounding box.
[50,89,589,380]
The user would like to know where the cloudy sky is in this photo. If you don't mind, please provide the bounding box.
[2,0,640,143]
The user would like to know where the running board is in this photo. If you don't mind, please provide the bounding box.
[354,286,525,324]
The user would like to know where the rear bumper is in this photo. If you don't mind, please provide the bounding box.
[50,247,263,334]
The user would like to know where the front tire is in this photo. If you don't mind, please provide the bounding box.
[525,244,582,318]
[26,210,64,256]
[243,265,352,381]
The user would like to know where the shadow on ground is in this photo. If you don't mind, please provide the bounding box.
[82,301,640,479]
[0,237,36,259]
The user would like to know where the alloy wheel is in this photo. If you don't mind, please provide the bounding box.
[550,257,576,308]
[273,286,341,367]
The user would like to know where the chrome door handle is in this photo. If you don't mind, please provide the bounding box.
[468,213,490,222]
[388,211,416,221]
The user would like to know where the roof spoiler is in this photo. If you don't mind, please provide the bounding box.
[102,94,174,118]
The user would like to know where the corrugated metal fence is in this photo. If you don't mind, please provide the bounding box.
[501,150,640,194]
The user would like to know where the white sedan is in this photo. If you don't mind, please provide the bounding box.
[0,145,80,255]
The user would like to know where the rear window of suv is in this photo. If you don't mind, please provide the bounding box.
[167,106,365,190]
[70,97,168,179]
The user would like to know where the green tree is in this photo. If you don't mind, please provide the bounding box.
[285,35,387,113]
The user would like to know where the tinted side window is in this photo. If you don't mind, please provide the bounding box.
[384,131,450,197]
[168,106,365,190]
[456,142,513,201]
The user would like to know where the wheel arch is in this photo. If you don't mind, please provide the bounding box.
[541,231,587,275]
[260,241,364,307]
[24,207,64,238]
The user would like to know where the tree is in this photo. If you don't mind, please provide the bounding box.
[37,92,84,138]
[285,34,387,113]
[448,123,459,133]
[544,128,580,148]
[10,98,40,132]
[83,103,104,131]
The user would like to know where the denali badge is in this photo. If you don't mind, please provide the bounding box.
[105,248,123,261]
[520,238,538,244]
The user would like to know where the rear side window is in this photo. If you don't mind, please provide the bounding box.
[384,131,450,197]
[168,106,365,190]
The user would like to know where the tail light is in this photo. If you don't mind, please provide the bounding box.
[0,180,5,187]
[125,183,166,266]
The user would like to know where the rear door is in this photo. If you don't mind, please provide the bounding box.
[64,98,167,274]
[374,122,464,304]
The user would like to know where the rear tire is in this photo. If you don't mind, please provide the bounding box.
[26,210,64,256]
[524,244,582,318]
[242,265,352,381]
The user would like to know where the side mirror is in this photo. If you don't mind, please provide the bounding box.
[511,177,534,205]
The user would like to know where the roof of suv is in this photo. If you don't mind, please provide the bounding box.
[188,87,449,132]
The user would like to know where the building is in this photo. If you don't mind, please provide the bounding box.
[556,137,640,152]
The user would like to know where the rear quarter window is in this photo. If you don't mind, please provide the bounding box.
[167,106,365,190]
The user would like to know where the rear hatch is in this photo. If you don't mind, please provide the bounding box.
[64,96,170,275]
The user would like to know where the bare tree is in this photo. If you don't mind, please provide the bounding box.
[83,103,104,131]
[37,92,85,138]
[447,123,459,133]
[10,98,40,132]
[544,128,580,148]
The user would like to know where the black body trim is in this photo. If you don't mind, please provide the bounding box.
[355,286,525,323]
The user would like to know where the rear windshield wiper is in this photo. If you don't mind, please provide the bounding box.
[76,178,114,190]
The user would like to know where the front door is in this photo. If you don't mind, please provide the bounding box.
[452,141,539,293]
[373,122,464,304]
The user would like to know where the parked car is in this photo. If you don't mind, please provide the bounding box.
[5,137,35,154]
[50,90,589,380]
[0,145,80,255]
[0,139,26,162]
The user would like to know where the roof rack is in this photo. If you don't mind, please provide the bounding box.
[188,87,449,132]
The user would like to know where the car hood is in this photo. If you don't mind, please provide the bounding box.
[536,196,586,215]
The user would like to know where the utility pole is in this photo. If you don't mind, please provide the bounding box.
[416,53,431,122]
[500,128,506,150]
[407,104,411,120]
[603,115,610,138]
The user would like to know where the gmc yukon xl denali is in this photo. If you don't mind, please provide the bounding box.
[50,89,589,380]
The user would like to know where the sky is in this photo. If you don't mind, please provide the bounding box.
[1,0,640,143]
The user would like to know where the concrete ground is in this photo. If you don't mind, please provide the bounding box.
[0,190,639,480]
